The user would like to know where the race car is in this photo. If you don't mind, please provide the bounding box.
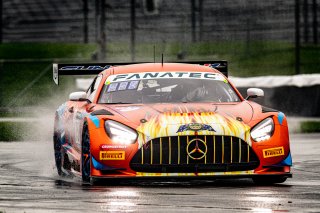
[53,61,292,185]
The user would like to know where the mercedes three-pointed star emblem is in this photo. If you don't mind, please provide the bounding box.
[186,138,207,160]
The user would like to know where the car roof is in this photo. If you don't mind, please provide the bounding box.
[102,63,220,75]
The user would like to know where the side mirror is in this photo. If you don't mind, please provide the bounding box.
[246,88,264,100]
[69,91,87,101]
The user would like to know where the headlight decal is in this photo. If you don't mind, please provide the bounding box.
[89,115,100,128]
[278,112,285,125]
[136,112,251,149]
[278,152,292,166]
[92,156,121,170]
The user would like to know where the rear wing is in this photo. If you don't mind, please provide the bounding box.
[53,61,227,85]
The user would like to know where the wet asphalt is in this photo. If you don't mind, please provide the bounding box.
[0,133,320,212]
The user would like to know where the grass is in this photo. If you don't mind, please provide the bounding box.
[0,111,33,117]
[0,122,27,141]
[300,121,320,133]
[0,120,50,141]
[0,43,97,59]
[0,62,78,107]
[0,43,98,107]
[0,43,98,141]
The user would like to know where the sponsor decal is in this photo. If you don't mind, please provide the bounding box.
[263,147,284,158]
[105,72,226,84]
[101,144,127,149]
[106,80,139,91]
[60,65,111,71]
[189,123,202,130]
[204,63,222,69]
[177,123,215,133]
[100,151,125,160]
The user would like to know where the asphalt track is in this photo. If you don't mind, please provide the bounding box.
[0,134,319,212]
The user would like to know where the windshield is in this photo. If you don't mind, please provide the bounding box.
[98,72,240,104]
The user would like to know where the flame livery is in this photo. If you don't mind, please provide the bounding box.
[53,62,292,185]
[137,111,251,148]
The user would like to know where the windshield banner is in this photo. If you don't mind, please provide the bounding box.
[105,72,226,85]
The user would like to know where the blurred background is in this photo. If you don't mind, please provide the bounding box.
[0,0,319,141]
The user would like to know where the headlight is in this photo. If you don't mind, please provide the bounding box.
[251,118,274,142]
[105,120,138,144]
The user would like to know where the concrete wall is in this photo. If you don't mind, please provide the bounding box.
[238,86,320,117]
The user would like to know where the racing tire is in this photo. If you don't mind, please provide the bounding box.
[54,113,74,177]
[252,176,287,185]
[81,121,91,183]
[53,114,63,176]
[53,132,62,176]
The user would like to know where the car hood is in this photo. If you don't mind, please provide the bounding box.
[105,102,254,148]
[106,102,253,125]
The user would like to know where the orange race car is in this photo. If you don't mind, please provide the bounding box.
[53,61,292,185]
